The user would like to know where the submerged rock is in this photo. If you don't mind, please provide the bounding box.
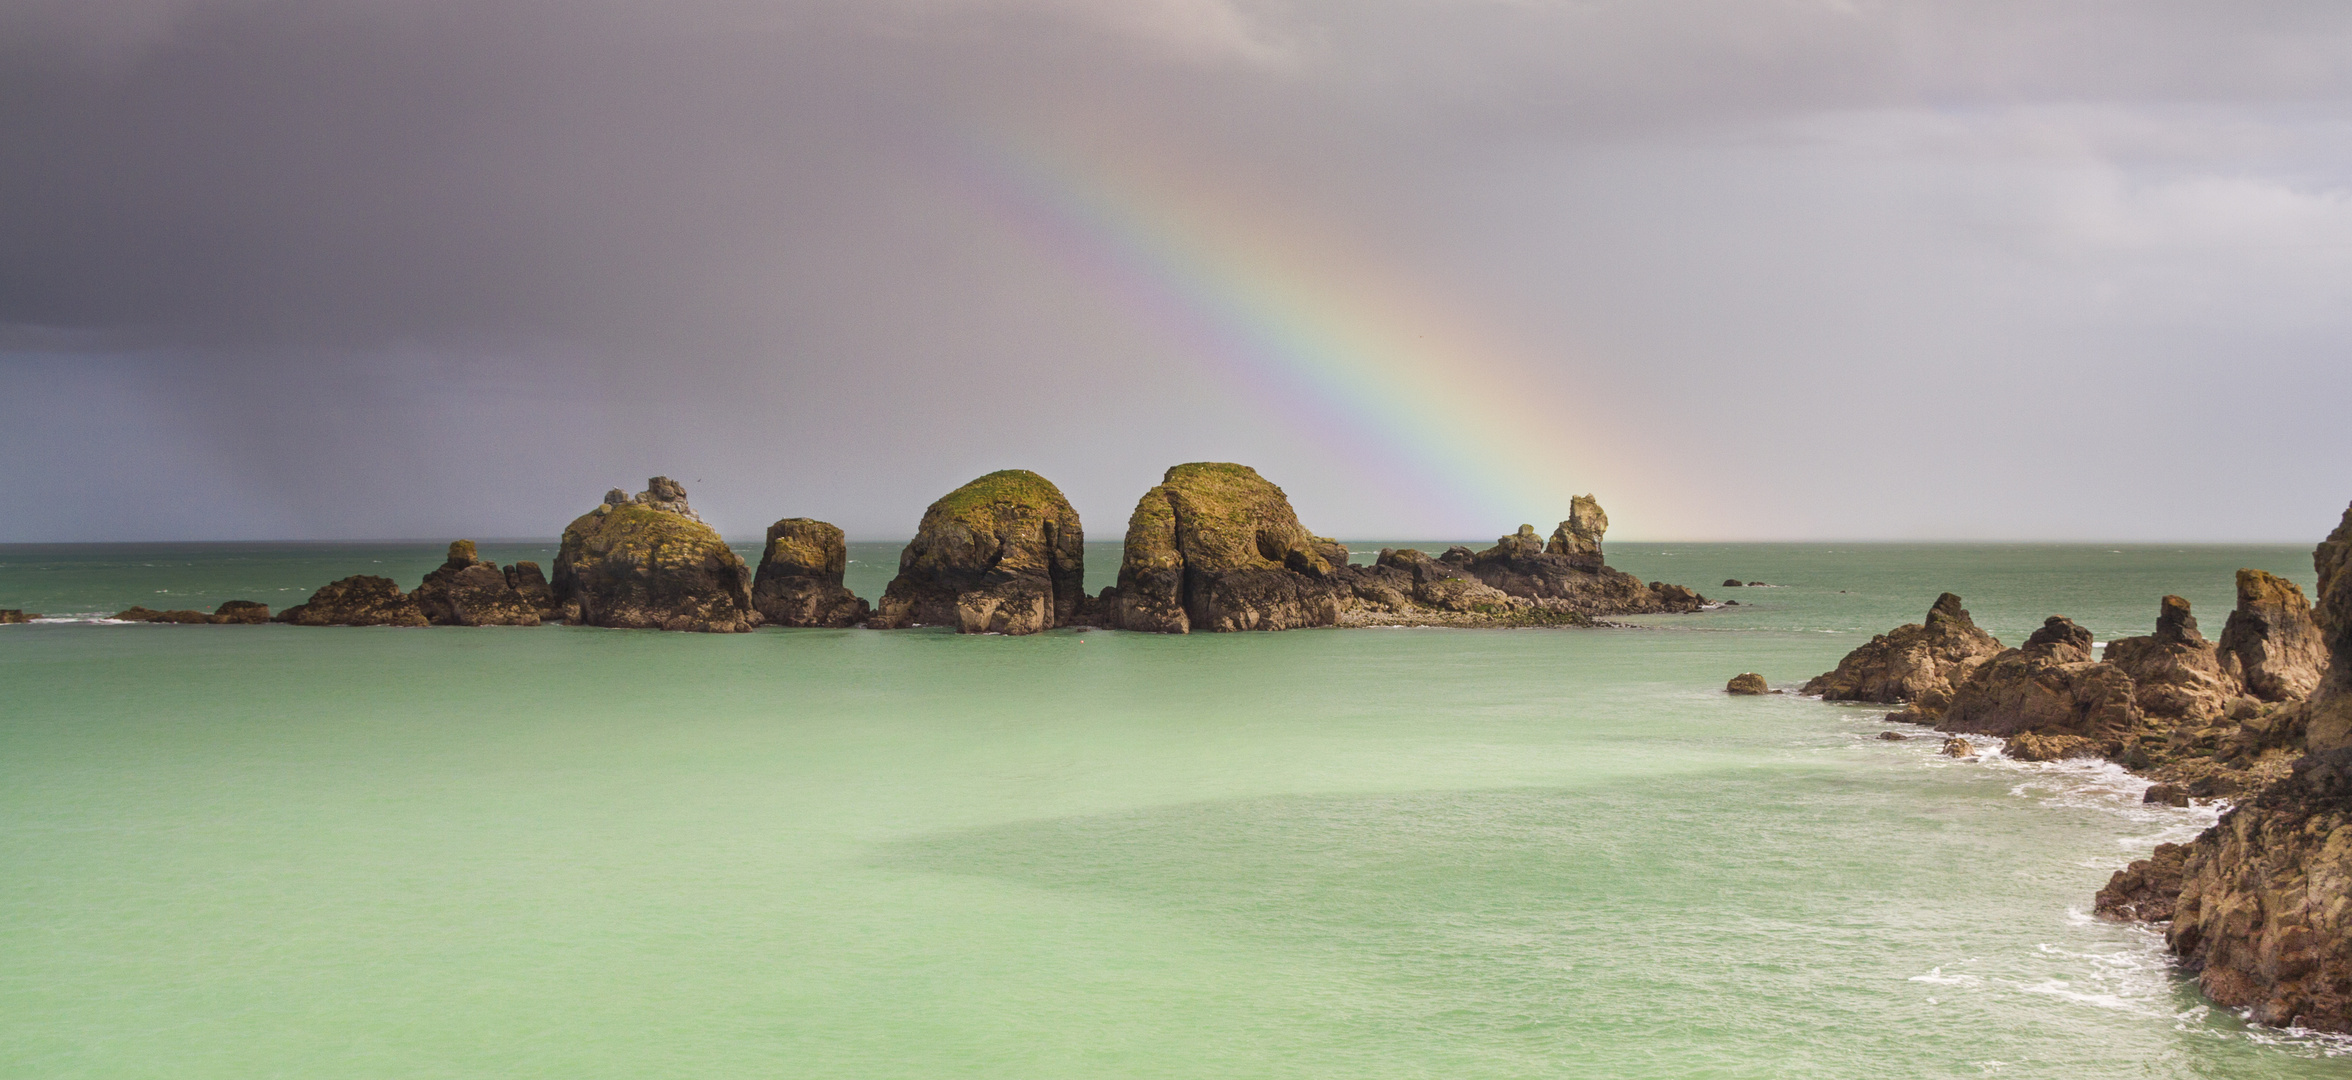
[553,478,758,633]
[1110,463,1342,634]
[1877,731,1908,741]
[2102,596,2239,723]
[873,470,1083,635]
[0,610,34,623]
[752,517,871,629]
[1727,672,1769,695]
[1940,737,1974,757]
[2218,569,2329,702]
[112,606,216,623]
[113,600,273,624]
[414,540,541,627]
[2003,731,2103,762]
[212,600,271,624]
[1801,593,2005,705]
[275,576,430,627]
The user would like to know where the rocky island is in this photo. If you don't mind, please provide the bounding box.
[553,478,759,632]
[870,469,1086,635]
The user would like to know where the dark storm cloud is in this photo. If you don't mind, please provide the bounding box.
[4,0,2351,541]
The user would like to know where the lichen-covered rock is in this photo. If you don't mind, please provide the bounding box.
[2219,569,2329,702]
[2168,749,2352,1031]
[752,517,871,629]
[1801,593,2005,705]
[414,540,542,627]
[1941,616,2142,740]
[2103,596,2239,723]
[1727,672,1769,695]
[873,470,1083,635]
[1546,495,1608,568]
[2096,842,2186,922]
[275,576,430,627]
[502,561,560,621]
[553,479,758,633]
[1110,463,1342,634]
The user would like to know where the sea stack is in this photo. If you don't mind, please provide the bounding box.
[552,477,759,633]
[871,470,1083,635]
[1108,462,1348,633]
[752,517,871,628]
[413,540,542,626]
[2217,569,2328,702]
[2100,596,2239,723]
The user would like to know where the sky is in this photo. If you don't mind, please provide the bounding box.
[4,0,2349,543]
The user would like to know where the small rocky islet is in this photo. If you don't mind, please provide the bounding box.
[1763,501,2352,1034]
[71,465,1704,634]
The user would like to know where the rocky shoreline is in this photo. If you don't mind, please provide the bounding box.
[12,465,1710,635]
[1773,502,2352,1033]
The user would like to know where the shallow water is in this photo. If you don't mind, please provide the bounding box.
[2,541,2341,1077]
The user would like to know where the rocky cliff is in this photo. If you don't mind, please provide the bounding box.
[552,478,759,633]
[2218,569,2329,702]
[1940,615,2143,740]
[872,470,1083,635]
[414,540,542,626]
[2102,596,2238,724]
[752,517,871,628]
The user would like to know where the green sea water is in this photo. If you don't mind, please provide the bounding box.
[2,541,2344,1077]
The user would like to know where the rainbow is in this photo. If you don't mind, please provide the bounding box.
[947,131,1655,534]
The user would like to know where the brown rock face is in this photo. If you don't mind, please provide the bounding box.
[2004,731,2103,762]
[275,576,430,627]
[752,518,872,629]
[1942,617,2141,740]
[1801,593,2005,705]
[2096,843,2187,922]
[2169,749,2352,1031]
[414,540,542,627]
[1546,495,1608,568]
[2219,569,2328,703]
[1727,673,1769,695]
[553,479,759,633]
[2308,504,2352,754]
[2102,596,2239,723]
[874,470,1084,635]
[0,610,35,623]
[502,562,560,621]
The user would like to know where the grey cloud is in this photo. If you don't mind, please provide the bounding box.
[4,0,2350,541]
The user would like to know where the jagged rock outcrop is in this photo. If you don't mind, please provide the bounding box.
[2167,749,2352,1031]
[872,470,1083,635]
[275,576,430,627]
[1727,673,1768,695]
[113,601,272,624]
[752,517,871,629]
[2095,842,2186,922]
[2308,505,2352,754]
[1447,513,1704,615]
[1107,463,1343,634]
[414,540,541,627]
[1801,593,2005,705]
[1941,616,2142,741]
[502,562,560,621]
[2219,569,2329,702]
[1548,494,1608,569]
[553,478,758,633]
[2102,596,2239,723]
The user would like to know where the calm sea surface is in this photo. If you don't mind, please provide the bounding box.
[3,541,2344,1077]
